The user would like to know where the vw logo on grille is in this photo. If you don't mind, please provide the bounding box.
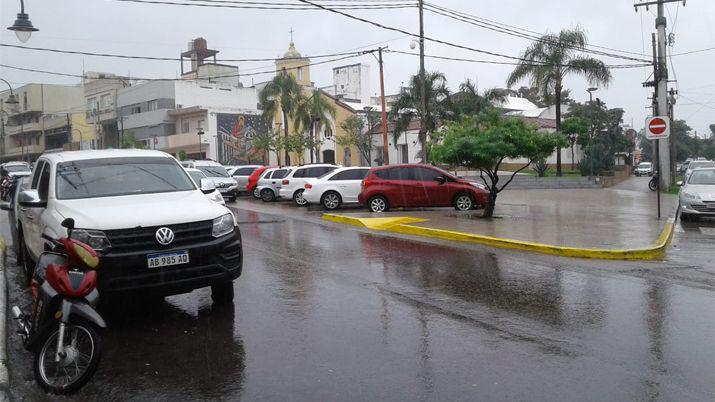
[155,227,175,246]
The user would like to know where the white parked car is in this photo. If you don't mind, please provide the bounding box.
[256,167,292,202]
[182,160,239,202]
[635,162,653,176]
[16,150,242,302]
[684,160,714,179]
[679,167,715,221]
[279,164,339,206]
[302,167,371,210]
[228,165,263,195]
[185,168,226,205]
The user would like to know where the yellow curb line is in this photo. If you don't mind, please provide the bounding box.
[322,214,675,261]
[0,236,5,253]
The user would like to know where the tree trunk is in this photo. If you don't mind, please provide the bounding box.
[483,191,497,218]
[571,143,575,171]
[283,111,290,165]
[309,120,315,164]
[555,80,562,177]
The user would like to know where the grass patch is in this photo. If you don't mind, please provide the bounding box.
[524,167,582,177]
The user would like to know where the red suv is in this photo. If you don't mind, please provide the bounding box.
[246,166,274,198]
[358,164,488,212]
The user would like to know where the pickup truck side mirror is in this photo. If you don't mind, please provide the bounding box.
[676,180,683,186]
[433,176,446,185]
[18,189,47,208]
[0,202,11,211]
[200,178,217,194]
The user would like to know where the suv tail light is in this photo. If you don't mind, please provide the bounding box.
[304,183,312,189]
[282,179,289,185]
[362,178,371,189]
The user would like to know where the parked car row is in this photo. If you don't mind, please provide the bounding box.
[250,162,489,213]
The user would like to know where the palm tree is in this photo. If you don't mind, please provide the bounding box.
[506,28,612,176]
[259,72,304,165]
[390,71,452,163]
[294,89,336,163]
[451,79,507,118]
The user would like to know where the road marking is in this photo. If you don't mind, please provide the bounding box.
[699,227,715,236]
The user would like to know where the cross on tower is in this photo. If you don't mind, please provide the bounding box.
[289,28,294,42]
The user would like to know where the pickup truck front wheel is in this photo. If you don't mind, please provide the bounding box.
[211,281,235,304]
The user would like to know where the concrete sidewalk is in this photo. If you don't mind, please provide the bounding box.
[329,176,678,253]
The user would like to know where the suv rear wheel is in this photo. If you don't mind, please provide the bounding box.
[368,195,389,213]
[19,230,34,287]
[321,191,342,210]
[293,189,308,207]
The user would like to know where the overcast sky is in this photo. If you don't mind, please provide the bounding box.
[1,0,713,136]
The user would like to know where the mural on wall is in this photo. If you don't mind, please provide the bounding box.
[216,113,269,164]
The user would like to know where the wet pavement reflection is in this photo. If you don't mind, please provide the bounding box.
[5,208,714,401]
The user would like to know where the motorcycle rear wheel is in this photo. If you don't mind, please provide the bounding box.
[649,178,657,191]
[34,322,102,395]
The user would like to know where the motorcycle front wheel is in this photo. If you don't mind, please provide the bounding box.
[34,322,102,395]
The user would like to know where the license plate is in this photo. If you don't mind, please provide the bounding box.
[219,188,229,193]
[147,251,189,268]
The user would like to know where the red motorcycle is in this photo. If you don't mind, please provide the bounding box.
[12,218,106,394]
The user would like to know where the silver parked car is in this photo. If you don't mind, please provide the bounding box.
[228,165,263,195]
[684,160,714,179]
[679,167,715,221]
[635,162,653,176]
[257,167,292,202]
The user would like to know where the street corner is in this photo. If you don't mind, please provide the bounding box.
[322,213,427,230]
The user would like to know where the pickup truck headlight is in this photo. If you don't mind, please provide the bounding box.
[71,229,111,251]
[212,213,235,237]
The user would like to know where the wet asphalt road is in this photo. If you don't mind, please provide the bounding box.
[3,207,715,401]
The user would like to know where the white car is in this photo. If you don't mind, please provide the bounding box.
[185,168,226,205]
[635,162,653,176]
[16,149,242,302]
[278,164,339,206]
[684,160,714,179]
[679,167,715,221]
[302,167,371,210]
[256,167,292,202]
[182,160,239,202]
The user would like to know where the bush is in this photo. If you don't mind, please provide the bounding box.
[531,159,548,177]
[578,143,613,176]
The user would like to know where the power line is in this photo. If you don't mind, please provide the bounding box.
[0,42,371,62]
[115,0,417,10]
[422,2,650,63]
[387,49,650,68]
[0,50,372,82]
[423,2,649,58]
[671,46,715,56]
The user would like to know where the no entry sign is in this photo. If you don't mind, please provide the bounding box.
[645,116,670,140]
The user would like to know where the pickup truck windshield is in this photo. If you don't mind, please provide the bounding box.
[56,157,196,200]
[198,165,230,178]
[4,165,31,173]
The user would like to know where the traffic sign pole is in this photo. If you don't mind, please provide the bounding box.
[656,140,661,219]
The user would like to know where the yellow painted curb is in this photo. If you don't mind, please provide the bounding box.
[323,214,675,261]
[0,236,4,253]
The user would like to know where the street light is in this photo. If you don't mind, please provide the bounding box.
[1,78,18,106]
[7,0,39,43]
[586,87,598,178]
[72,128,83,150]
[197,127,205,158]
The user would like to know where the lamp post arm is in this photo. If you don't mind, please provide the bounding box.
[0,78,13,95]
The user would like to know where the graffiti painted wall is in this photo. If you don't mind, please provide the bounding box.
[216,113,269,164]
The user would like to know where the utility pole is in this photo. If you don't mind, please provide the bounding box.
[668,87,677,177]
[635,0,685,189]
[377,47,389,165]
[418,0,427,163]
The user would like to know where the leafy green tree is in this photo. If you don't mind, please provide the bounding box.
[560,116,590,170]
[177,150,188,161]
[252,129,284,165]
[120,131,145,149]
[507,28,612,176]
[390,71,452,162]
[337,115,371,165]
[567,101,632,173]
[294,89,335,163]
[259,73,304,165]
[432,110,566,218]
[281,133,309,164]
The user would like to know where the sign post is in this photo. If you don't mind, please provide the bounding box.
[645,116,671,219]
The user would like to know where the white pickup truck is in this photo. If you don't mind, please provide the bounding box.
[12,149,243,302]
